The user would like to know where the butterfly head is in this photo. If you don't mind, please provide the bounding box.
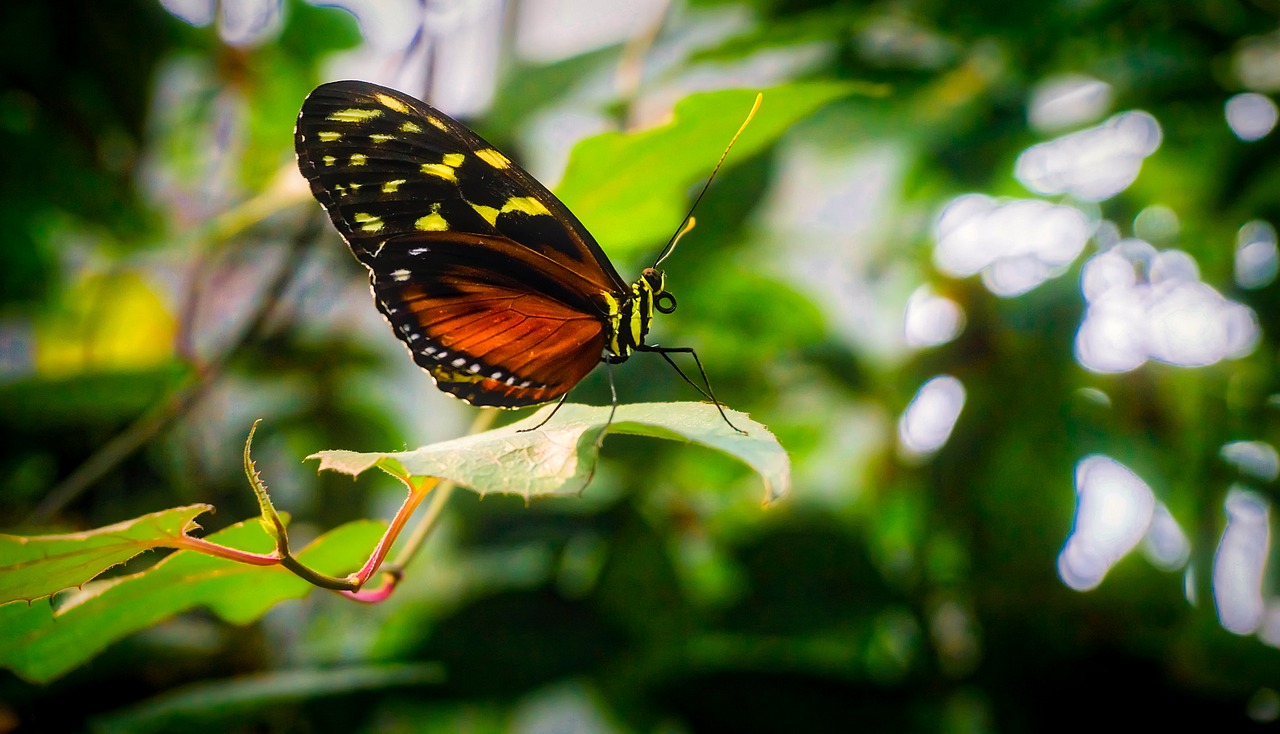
[642,267,677,314]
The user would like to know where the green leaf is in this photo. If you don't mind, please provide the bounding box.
[310,402,790,502]
[90,663,444,734]
[0,504,212,605]
[555,81,885,260]
[0,517,384,683]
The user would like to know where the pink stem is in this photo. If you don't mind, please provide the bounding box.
[166,535,281,566]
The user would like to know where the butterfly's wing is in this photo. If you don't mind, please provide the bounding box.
[295,80,629,406]
[295,80,627,291]
[371,231,608,407]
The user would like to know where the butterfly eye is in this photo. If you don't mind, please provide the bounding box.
[655,292,677,314]
[642,267,665,291]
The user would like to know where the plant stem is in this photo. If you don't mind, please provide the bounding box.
[386,409,498,572]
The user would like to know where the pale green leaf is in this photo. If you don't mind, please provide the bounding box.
[310,402,790,502]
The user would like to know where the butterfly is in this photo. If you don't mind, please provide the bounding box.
[295,80,743,429]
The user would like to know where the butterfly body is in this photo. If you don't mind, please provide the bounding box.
[295,81,672,408]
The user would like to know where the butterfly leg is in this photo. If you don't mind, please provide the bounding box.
[519,352,626,434]
[637,344,747,434]
[598,357,619,451]
[519,391,572,432]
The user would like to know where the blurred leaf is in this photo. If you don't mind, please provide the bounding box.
[556,81,884,260]
[483,46,621,141]
[0,504,212,604]
[0,367,188,429]
[0,516,384,683]
[310,402,790,503]
[0,1,188,305]
[278,0,363,65]
[90,663,443,734]
[689,6,860,63]
[34,271,177,376]
[231,3,361,188]
[420,587,624,699]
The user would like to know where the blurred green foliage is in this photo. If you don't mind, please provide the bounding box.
[3,0,1280,732]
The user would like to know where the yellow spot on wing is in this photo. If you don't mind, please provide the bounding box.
[415,210,449,231]
[471,204,499,226]
[369,133,394,144]
[420,163,457,181]
[322,155,336,166]
[317,131,342,142]
[382,179,406,193]
[475,148,511,169]
[328,108,382,123]
[375,93,409,114]
[350,153,368,166]
[442,153,465,167]
[501,196,551,217]
[426,115,448,131]
[353,213,384,233]
[434,367,487,384]
[401,121,422,133]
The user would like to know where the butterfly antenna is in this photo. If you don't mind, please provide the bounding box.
[653,92,763,268]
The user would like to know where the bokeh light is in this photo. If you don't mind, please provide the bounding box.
[1247,688,1280,723]
[903,286,965,348]
[1142,502,1191,571]
[1232,33,1280,92]
[1075,244,1259,373]
[517,0,670,62]
[1214,488,1270,635]
[1132,205,1179,245]
[1027,74,1112,133]
[933,195,1091,297]
[1059,455,1156,591]
[1235,220,1278,289]
[898,375,965,458]
[1259,606,1280,649]
[216,0,283,47]
[1015,111,1161,201]
[1225,93,1278,141]
[159,0,215,26]
[1221,441,1280,482]
[161,0,284,46]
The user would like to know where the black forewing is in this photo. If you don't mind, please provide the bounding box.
[294,80,627,294]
